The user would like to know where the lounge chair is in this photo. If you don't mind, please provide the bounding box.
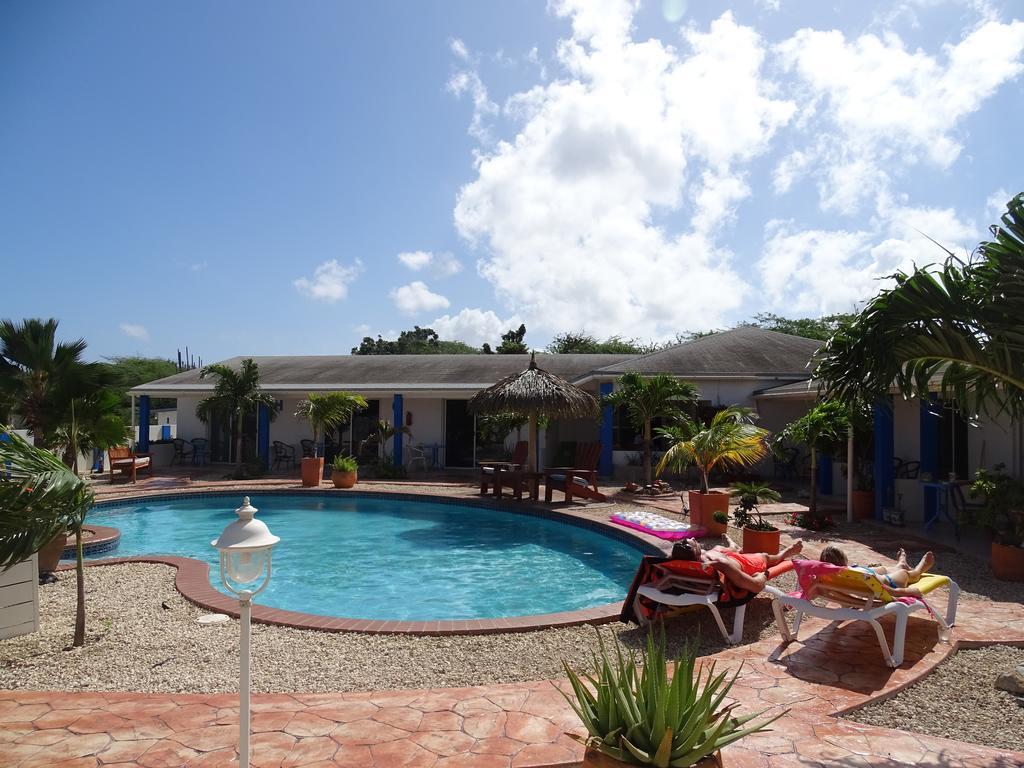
[479,441,529,495]
[544,441,605,502]
[764,561,959,667]
[108,446,152,484]
[622,555,794,645]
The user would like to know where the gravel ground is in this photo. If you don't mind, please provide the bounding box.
[846,645,1024,752]
[0,563,794,694]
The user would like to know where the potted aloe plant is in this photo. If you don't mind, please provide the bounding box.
[562,631,785,767]
[657,406,768,528]
[730,482,782,554]
[294,392,367,487]
[331,454,359,489]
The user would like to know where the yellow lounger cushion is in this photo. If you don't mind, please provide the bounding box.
[817,569,950,602]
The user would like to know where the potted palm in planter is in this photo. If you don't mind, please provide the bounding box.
[730,482,782,554]
[331,455,359,489]
[656,406,768,528]
[562,631,785,767]
[774,400,849,522]
[969,467,1024,581]
[294,392,367,487]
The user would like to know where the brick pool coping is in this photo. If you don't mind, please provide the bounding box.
[74,488,672,636]
[59,525,121,560]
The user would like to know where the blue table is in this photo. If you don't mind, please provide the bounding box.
[921,481,959,538]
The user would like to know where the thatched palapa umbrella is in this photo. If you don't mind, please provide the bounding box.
[467,353,600,472]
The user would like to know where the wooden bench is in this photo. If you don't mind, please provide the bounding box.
[108,446,152,484]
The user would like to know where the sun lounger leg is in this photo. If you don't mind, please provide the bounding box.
[771,597,792,642]
[728,604,747,645]
[707,603,734,645]
[945,581,959,626]
[869,618,899,668]
[792,610,804,637]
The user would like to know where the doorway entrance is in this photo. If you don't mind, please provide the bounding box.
[444,400,475,468]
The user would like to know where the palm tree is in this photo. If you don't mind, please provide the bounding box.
[774,400,849,516]
[0,428,94,647]
[602,373,698,486]
[294,392,368,457]
[815,192,1024,418]
[196,359,277,466]
[656,406,768,493]
[0,318,105,446]
[52,391,128,474]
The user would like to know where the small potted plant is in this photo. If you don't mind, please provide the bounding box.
[970,466,1024,581]
[331,455,359,489]
[656,406,768,529]
[730,482,782,555]
[707,510,729,537]
[562,631,785,767]
[851,461,874,520]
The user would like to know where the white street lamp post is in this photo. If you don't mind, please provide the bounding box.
[212,497,279,768]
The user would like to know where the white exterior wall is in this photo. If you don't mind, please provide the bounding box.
[0,555,39,640]
[174,396,207,443]
[405,398,446,453]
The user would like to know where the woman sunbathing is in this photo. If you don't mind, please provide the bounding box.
[818,545,935,598]
[673,535,803,593]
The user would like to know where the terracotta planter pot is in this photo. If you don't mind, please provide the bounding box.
[742,526,781,555]
[37,533,66,575]
[991,542,1024,581]
[301,457,324,487]
[688,490,729,530]
[583,747,721,767]
[331,469,357,489]
[851,489,875,520]
[705,514,728,537]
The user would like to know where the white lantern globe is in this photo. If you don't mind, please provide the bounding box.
[212,497,279,595]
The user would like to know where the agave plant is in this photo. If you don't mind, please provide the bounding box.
[561,632,785,767]
[729,482,781,532]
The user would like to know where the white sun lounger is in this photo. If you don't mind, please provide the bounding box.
[764,570,959,668]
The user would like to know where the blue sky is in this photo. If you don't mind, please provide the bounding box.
[1,1,1022,363]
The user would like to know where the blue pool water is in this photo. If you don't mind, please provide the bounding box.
[85,494,648,621]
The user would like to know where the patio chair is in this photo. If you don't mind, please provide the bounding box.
[949,482,985,524]
[897,460,920,479]
[170,438,194,466]
[300,439,315,458]
[190,437,210,465]
[272,440,297,470]
[479,441,529,494]
[764,560,959,667]
[406,443,430,472]
[621,555,795,645]
[544,441,605,502]
[107,446,152,484]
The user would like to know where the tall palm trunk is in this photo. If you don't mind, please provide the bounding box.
[233,413,242,466]
[642,420,652,487]
[73,527,85,647]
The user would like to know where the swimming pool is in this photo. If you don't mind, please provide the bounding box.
[86,493,649,622]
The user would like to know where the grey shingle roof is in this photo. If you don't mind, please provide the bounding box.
[131,354,633,393]
[591,327,821,377]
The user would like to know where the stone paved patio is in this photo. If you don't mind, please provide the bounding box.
[4,479,1024,766]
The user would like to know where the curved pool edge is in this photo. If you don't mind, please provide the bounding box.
[82,487,672,635]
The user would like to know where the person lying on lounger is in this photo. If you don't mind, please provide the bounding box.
[672,535,803,594]
[818,545,935,599]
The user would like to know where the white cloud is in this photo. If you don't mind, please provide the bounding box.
[986,187,1011,223]
[757,203,978,314]
[120,323,150,342]
[430,308,520,347]
[450,37,469,61]
[353,323,372,336]
[453,7,791,339]
[772,150,810,194]
[390,281,451,315]
[397,251,433,271]
[293,259,363,303]
[190,261,208,272]
[777,19,1024,212]
[397,250,463,276]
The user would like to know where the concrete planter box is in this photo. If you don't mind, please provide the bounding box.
[0,554,39,640]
